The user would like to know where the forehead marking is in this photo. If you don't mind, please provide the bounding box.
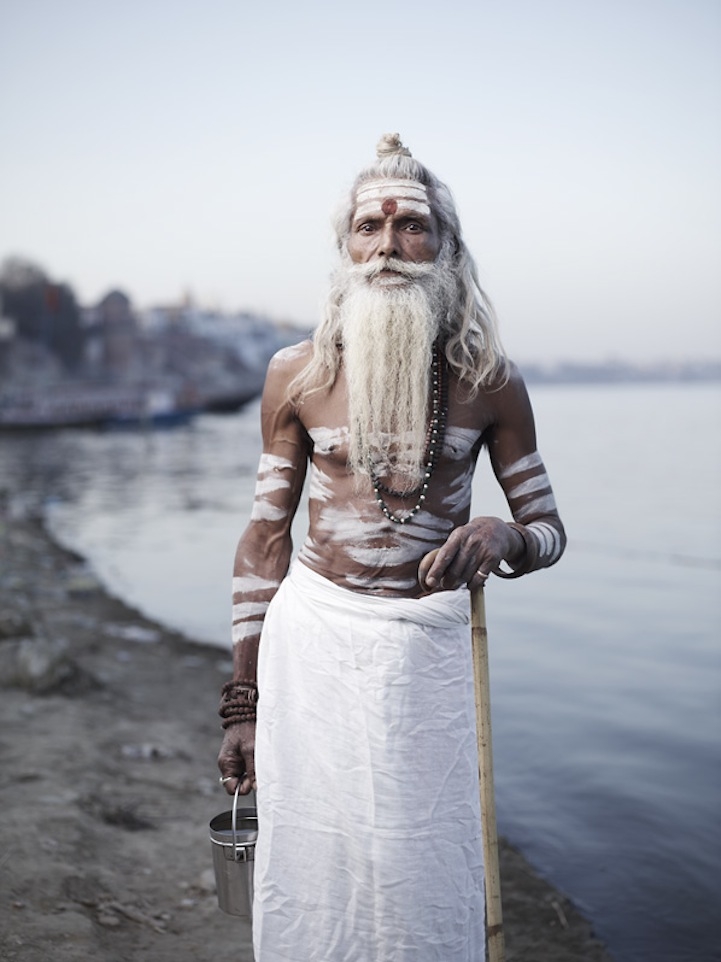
[354,178,431,221]
[381,198,398,215]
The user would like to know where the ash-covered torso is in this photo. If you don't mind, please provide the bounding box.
[297,378,487,595]
[235,339,563,609]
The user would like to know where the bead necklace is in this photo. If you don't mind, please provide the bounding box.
[369,348,448,525]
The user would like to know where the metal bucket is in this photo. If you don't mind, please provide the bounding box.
[209,786,258,918]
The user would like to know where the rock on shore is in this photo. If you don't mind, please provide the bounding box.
[0,512,614,961]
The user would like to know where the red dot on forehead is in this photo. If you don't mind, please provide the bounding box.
[381,198,398,215]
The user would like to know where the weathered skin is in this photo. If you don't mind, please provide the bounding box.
[217,343,566,794]
[217,181,566,794]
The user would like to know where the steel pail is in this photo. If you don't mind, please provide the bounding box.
[209,786,258,919]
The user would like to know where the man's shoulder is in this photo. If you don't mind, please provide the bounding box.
[452,357,526,403]
[268,339,313,372]
[266,339,313,383]
[499,358,526,390]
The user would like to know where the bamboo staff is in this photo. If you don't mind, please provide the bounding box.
[471,585,506,962]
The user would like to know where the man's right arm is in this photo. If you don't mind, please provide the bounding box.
[217,344,311,794]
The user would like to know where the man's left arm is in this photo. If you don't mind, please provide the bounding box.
[420,364,566,590]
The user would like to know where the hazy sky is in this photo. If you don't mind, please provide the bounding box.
[1,0,719,362]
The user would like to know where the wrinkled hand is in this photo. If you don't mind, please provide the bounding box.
[418,517,523,592]
[217,720,257,795]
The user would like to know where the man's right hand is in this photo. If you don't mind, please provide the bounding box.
[217,720,257,795]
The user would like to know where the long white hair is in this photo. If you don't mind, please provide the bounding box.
[289,133,508,405]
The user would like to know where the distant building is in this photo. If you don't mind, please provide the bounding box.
[93,290,140,378]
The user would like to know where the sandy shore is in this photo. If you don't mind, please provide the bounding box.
[0,510,614,961]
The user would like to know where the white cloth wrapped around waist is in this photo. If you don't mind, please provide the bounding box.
[286,557,472,628]
[253,560,485,962]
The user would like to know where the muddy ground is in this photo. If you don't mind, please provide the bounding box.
[0,512,614,961]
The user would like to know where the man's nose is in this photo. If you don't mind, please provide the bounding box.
[376,223,399,258]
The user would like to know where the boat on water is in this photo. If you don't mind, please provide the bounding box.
[0,385,199,431]
[0,375,271,431]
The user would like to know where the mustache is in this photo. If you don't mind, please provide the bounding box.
[348,257,437,280]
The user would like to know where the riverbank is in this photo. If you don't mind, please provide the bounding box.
[0,510,614,961]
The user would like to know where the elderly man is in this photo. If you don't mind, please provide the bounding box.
[217,133,566,962]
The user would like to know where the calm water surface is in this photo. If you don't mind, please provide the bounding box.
[1,383,719,962]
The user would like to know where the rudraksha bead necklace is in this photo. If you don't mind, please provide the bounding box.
[369,348,448,525]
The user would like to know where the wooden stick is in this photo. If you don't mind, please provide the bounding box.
[471,585,506,962]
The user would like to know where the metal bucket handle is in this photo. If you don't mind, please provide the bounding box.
[231,783,256,862]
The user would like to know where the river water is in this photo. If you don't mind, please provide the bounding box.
[1,382,719,962]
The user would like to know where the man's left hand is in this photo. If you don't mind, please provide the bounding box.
[418,517,523,591]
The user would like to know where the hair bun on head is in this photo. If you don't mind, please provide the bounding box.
[376,133,412,159]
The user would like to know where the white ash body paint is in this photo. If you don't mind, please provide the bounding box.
[443,427,483,461]
[499,451,544,480]
[232,575,281,595]
[500,449,558,522]
[439,462,475,513]
[307,426,349,455]
[232,600,271,644]
[354,179,431,220]
[344,572,419,592]
[307,462,334,503]
[527,521,563,563]
[304,504,391,547]
[514,494,558,522]
[344,527,441,569]
[250,453,297,523]
[257,453,296,476]
[498,449,564,564]
[251,500,291,523]
[273,341,309,363]
[298,501,447,579]
[507,475,551,501]
[232,601,271,621]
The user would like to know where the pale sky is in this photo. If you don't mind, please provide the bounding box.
[1,0,719,363]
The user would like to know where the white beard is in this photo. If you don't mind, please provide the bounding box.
[338,251,457,492]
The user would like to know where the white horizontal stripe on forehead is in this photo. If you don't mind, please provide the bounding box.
[355,179,429,202]
[354,198,431,219]
[354,179,430,218]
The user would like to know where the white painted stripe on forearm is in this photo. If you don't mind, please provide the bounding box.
[527,521,563,561]
[507,473,550,501]
[514,493,558,521]
[232,619,265,644]
[232,575,280,595]
[232,601,270,622]
[499,451,543,480]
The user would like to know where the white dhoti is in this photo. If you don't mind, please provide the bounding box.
[253,561,485,962]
